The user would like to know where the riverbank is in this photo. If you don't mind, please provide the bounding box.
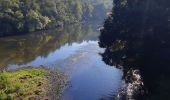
[0,67,67,100]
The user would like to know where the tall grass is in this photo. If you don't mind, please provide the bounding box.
[0,68,48,99]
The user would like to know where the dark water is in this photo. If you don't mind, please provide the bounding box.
[0,24,124,99]
[99,0,170,99]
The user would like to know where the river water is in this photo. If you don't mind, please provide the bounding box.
[0,24,124,99]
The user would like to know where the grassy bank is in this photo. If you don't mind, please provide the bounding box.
[0,68,48,99]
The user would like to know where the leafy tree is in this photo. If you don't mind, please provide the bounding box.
[0,0,111,35]
[99,0,170,99]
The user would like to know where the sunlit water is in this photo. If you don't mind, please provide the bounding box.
[0,24,123,99]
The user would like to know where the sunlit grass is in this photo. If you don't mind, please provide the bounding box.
[0,68,48,100]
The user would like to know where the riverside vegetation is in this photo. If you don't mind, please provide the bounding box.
[0,68,67,100]
[99,0,170,99]
[0,0,112,36]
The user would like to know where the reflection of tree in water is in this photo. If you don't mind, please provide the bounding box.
[0,24,98,68]
[99,0,170,99]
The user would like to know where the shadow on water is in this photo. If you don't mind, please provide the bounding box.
[99,0,170,99]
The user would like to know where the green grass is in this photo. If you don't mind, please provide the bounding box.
[0,68,48,100]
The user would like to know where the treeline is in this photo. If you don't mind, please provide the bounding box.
[99,0,170,99]
[0,0,111,35]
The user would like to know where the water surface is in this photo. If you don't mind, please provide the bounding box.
[0,24,123,99]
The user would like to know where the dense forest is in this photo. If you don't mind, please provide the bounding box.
[99,0,170,99]
[0,0,111,35]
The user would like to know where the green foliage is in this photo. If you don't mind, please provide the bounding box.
[0,0,111,35]
[0,68,48,99]
[99,0,170,99]
[0,0,52,34]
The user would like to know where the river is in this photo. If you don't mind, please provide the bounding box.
[0,24,124,100]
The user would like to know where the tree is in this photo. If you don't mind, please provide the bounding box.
[99,0,170,99]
